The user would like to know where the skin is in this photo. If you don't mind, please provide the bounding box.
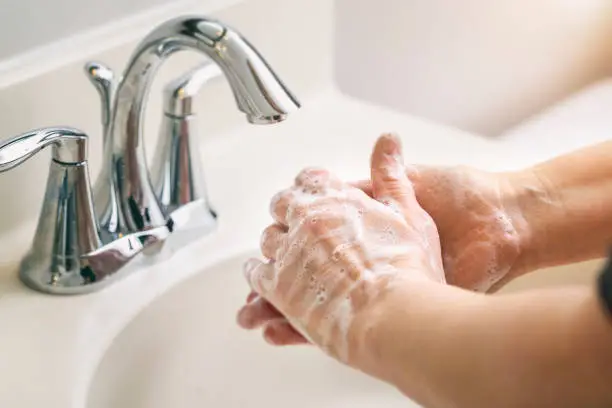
[238,136,612,407]
[243,135,445,364]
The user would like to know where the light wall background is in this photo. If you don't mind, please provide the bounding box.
[334,0,612,135]
[0,0,182,60]
[3,0,612,136]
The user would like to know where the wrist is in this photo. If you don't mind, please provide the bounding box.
[353,281,481,400]
[502,167,562,274]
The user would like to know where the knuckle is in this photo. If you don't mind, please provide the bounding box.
[295,167,329,184]
[261,224,284,243]
[303,211,343,235]
[260,225,275,242]
[295,167,345,192]
[270,190,293,218]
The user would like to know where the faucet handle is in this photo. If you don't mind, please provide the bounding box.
[163,61,222,117]
[0,126,87,170]
[80,224,171,281]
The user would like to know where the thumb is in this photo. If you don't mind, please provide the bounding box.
[370,133,421,217]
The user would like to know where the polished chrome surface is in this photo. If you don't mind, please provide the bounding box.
[162,61,222,117]
[151,115,216,228]
[0,127,171,295]
[84,61,116,143]
[150,62,220,234]
[93,15,301,238]
[79,225,170,281]
[0,127,87,168]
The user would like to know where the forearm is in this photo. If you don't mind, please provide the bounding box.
[364,283,612,408]
[509,140,612,272]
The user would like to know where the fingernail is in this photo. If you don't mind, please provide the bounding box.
[246,291,259,303]
[379,133,401,156]
[236,307,254,329]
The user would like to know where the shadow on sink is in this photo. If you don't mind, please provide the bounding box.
[87,251,413,408]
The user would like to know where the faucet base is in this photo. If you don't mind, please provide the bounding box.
[18,253,130,295]
[166,199,218,246]
[19,223,173,295]
[18,201,216,295]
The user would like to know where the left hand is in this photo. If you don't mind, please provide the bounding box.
[237,134,445,351]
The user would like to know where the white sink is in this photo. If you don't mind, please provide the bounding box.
[86,251,412,408]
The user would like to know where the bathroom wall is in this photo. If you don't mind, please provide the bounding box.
[0,0,182,60]
[334,0,612,136]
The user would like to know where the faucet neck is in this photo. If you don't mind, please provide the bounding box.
[94,15,300,237]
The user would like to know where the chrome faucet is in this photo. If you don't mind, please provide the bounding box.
[0,128,170,295]
[0,15,299,295]
[90,15,300,241]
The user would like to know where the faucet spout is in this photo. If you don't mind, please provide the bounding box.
[95,15,300,237]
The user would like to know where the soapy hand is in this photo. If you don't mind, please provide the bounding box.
[353,165,531,292]
[238,134,445,364]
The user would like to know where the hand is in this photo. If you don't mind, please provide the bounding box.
[237,134,445,366]
[354,165,532,292]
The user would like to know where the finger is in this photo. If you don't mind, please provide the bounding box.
[237,296,285,329]
[243,258,276,297]
[271,168,345,226]
[262,319,309,346]
[294,167,344,192]
[370,133,422,217]
[269,189,294,226]
[349,165,424,198]
[246,291,258,303]
[270,190,311,228]
[260,224,288,260]
[348,180,373,197]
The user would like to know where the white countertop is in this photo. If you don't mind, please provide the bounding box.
[0,87,534,407]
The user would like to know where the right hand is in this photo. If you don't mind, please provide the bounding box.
[354,165,537,292]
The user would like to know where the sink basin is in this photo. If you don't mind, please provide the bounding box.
[87,251,414,408]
